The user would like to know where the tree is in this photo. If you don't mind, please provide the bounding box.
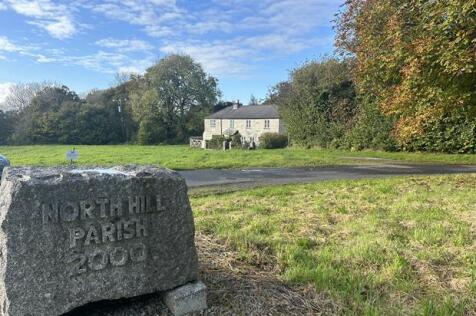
[86,78,139,143]
[0,110,17,145]
[335,0,476,145]
[280,58,357,147]
[130,55,220,144]
[75,105,123,144]
[263,81,291,105]
[3,82,54,112]
[10,86,82,144]
[248,94,259,105]
[213,101,234,113]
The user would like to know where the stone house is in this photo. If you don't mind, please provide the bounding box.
[203,104,286,146]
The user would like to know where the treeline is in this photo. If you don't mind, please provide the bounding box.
[269,0,475,153]
[267,58,397,151]
[1,1,474,152]
[0,55,219,145]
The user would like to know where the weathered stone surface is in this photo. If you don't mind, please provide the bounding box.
[0,155,9,179]
[0,166,199,316]
[162,281,207,316]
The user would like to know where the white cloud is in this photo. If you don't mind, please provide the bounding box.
[29,48,155,75]
[42,16,76,39]
[5,0,77,39]
[0,82,14,106]
[159,32,333,77]
[0,0,339,80]
[83,0,340,77]
[71,51,155,75]
[85,0,181,38]
[96,38,153,52]
[161,41,252,76]
[255,0,338,31]
[35,54,56,63]
[69,51,127,73]
[0,36,20,52]
[117,65,144,75]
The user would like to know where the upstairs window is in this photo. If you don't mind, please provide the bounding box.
[230,119,234,128]
[246,120,251,128]
[264,119,270,129]
[210,119,216,128]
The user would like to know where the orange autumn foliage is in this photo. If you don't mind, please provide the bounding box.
[335,0,476,144]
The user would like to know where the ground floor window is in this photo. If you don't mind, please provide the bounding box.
[264,119,270,129]
[246,120,251,128]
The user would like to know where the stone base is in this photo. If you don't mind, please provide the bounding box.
[162,281,207,316]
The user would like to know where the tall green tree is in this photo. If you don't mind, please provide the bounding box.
[280,58,357,147]
[130,55,220,144]
[11,86,81,144]
[0,111,17,145]
[10,85,124,145]
[86,78,139,143]
[263,81,291,105]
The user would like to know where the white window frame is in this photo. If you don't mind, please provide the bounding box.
[210,119,216,128]
[246,120,251,129]
[264,119,270,129]
[230,119,234,128]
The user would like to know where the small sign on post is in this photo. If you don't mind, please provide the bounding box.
[66,148,79,164]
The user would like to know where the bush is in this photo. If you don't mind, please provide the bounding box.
[231,132,242,148]
[138,118,166,145]
[259,133,288,149]
[206,135,226,149]
[344,100,397,151]
[404,111,476,153]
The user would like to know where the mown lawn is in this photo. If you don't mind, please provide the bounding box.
[191,175,476,315]
[0,145,475,169]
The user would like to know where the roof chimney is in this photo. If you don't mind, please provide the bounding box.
[233,100,241,110]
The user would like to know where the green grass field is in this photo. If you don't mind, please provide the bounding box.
[0,145,475,169]
[191,174,476,315]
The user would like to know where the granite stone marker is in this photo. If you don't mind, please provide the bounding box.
[0,166,199,316]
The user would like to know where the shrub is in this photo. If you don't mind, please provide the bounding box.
[259,133,288,149]
[344,100,397,151]
[206,135,226,149]
[231,132,242,148]
[404,111,476,153]
[137,118,166,145]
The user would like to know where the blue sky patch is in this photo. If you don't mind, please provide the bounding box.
[0,0,342,103]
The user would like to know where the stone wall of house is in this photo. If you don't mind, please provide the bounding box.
[203,118,283,144]
[203,119,224,140]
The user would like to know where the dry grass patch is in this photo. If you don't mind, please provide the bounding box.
[197,232,340,315]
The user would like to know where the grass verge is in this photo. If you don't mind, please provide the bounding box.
[190,174,476,315]
[0,145,475,169]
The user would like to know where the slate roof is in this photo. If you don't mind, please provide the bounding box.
[207,105,280,119]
